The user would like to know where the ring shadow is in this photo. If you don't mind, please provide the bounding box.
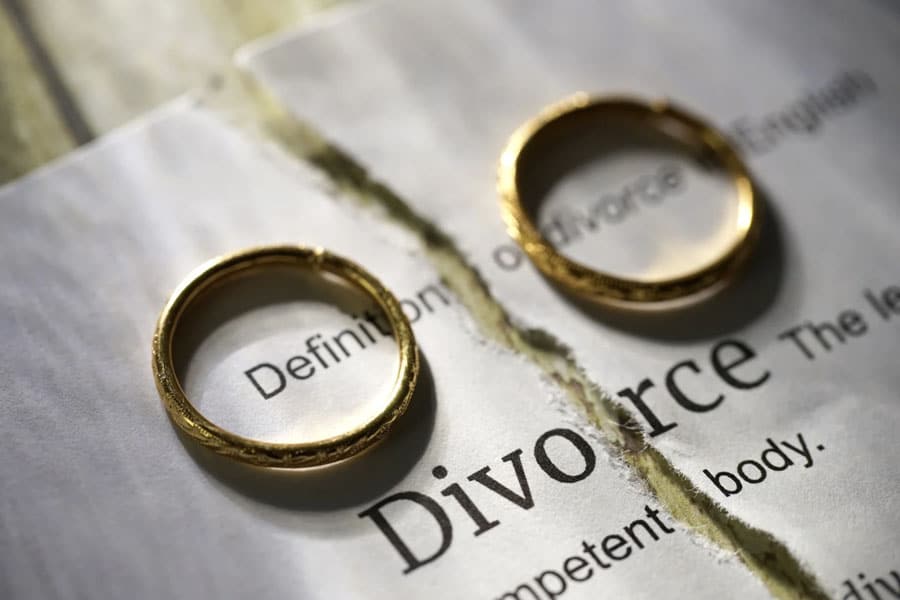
[177,351,436,511]
[542,188,786,342]
[515,112,786,341]
[169,261,437,512]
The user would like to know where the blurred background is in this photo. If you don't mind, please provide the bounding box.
[0,0,344,183]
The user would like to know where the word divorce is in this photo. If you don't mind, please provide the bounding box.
[491,163,684,272]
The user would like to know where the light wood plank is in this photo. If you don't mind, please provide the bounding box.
[17,0,344,135]
[0,4,74,182]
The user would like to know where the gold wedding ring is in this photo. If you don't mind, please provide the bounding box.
[498,94,761,304]
[152,245,419,468]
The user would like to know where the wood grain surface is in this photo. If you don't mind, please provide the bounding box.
[0,0,342,183]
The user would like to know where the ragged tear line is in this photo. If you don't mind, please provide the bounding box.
[242,86,830,599]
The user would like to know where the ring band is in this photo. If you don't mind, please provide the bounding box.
[151,245,419,468]
[498,94,761,304]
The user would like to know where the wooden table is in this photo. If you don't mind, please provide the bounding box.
[0,0,342,183]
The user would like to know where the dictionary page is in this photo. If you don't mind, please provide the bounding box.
[239,0,900,595]
[0,102,771,599]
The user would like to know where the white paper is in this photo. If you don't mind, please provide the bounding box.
[239,0,900,594]
[0,102,773,599]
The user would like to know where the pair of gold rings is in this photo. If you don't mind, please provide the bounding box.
[152,96,760,468]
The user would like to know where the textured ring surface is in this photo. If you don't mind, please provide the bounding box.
[498,94,761,305]
[152,245,419,468]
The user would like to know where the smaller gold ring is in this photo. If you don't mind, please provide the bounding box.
[151,245,419,468]
[498,94,761,305]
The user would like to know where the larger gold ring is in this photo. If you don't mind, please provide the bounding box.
[151,245,419,468]
[498,94,761,304]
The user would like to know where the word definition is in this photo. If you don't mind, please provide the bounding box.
[243,282,450,399]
